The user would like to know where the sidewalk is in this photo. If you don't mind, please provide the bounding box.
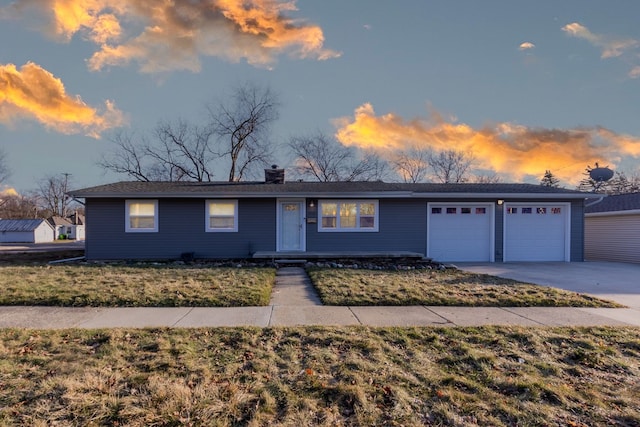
[0,267,638,329]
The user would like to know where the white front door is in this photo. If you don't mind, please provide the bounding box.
[279,200,305,251]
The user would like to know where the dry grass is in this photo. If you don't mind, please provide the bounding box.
[0,326,638,426]
[308,268,622,307]
[0,265,275,307]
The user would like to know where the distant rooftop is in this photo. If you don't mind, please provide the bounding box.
[585,192,640,214]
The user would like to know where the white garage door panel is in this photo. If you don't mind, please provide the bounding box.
[504,204,569,262]
[428,204,493,262]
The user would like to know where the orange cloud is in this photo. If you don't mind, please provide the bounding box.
[3,0,340,73]
[0,62,126,137]
[562,22,639,59]
[1,187,18,196]
[333,103,640,184]
[518,42,535,51]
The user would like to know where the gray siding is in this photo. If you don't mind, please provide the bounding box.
[306,199,427,254]
[570,200,585,262]
[585,213,640,263]
[85,198,275,260]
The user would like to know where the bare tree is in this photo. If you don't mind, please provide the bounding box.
[289,132,389,182]
[428,149,475,183]
[209,83,279,181]
[36,173,74,217]
[391,146,431,183]
[0,193,39,219]
[471,172,502,184]
[100,82,279,182]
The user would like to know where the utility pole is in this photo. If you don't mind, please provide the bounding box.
[62,173,71,218]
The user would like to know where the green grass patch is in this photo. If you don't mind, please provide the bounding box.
[308,268,622,307]
[0,326,638,426]
[0,265,275,307]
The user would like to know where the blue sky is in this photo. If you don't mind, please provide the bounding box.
[1,0,640,193]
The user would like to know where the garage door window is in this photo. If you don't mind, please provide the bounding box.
[552,207,562,214]
[537,207,547,214]
[522,207,532,214]
[507,207,517,214]
[476,207,486,214]
[432,207,442,214]
[446,208,457,214]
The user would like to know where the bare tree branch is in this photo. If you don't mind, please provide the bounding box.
[391,146,431,183]
[209,83,279,181]
[428,149,475,183]
[289,132,389,182]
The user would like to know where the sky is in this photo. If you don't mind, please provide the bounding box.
[2,0,640,194]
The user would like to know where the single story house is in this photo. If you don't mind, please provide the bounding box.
[0,219,55,243]
[584,192,640,264]
[47,215,86,241]
[68,170,599,262]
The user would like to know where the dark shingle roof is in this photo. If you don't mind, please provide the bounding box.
[585,192,640,213]
[0,219,50,232]
[68,180,596,199]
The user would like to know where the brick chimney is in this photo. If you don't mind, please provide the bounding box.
[265,165,285,184]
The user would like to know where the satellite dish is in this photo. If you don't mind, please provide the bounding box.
[589,166,614,182]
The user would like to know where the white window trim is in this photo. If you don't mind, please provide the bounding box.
[318,200,379,232]
[206,199,238,232]
[125,199,158,233]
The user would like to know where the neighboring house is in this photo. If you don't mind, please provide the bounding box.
[48,216,73,240]
[0,219,54,243]
[68,170,599,262]
[584,192,640,264]
[47,215,86,241]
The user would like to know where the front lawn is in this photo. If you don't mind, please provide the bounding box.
[308,268,622,307]
[0,265,275,307]
[0,326,638,426]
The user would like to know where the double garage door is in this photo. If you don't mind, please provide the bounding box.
[427,203,570,262]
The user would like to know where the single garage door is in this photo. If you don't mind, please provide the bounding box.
[503,203,570,261]
[427,203,494,262]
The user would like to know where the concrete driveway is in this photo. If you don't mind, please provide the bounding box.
[456,261,640,311]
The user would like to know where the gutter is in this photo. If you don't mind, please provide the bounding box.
[67,191,600,200]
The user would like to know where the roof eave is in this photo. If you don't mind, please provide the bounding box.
[69,190,598,199]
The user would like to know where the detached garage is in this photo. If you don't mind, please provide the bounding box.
[584,193,640,264]
[0,219,54,243]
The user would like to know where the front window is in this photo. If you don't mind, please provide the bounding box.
[319,200,378,232]
[206,200,238,232]
[126,200,158,232]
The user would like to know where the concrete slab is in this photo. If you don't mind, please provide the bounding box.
[0,306,102,329]
[456,261,640,308]
[503,307,631,326]
[269,306,360,326]
[427,307,542,326]
[175,307,272,327]
[78,307,192,328]
[350,306,452,327]
[577,308,640,326]
[270,267,322,306]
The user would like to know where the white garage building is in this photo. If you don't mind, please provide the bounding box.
[0,219,55,243]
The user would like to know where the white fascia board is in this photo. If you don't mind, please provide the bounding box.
[410,192,599,199]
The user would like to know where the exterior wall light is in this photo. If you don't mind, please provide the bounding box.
[497,199,504,205]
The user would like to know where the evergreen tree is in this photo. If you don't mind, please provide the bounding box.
[540,170,560,188]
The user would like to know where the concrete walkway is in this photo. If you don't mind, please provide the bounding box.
[0,265,639,329]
